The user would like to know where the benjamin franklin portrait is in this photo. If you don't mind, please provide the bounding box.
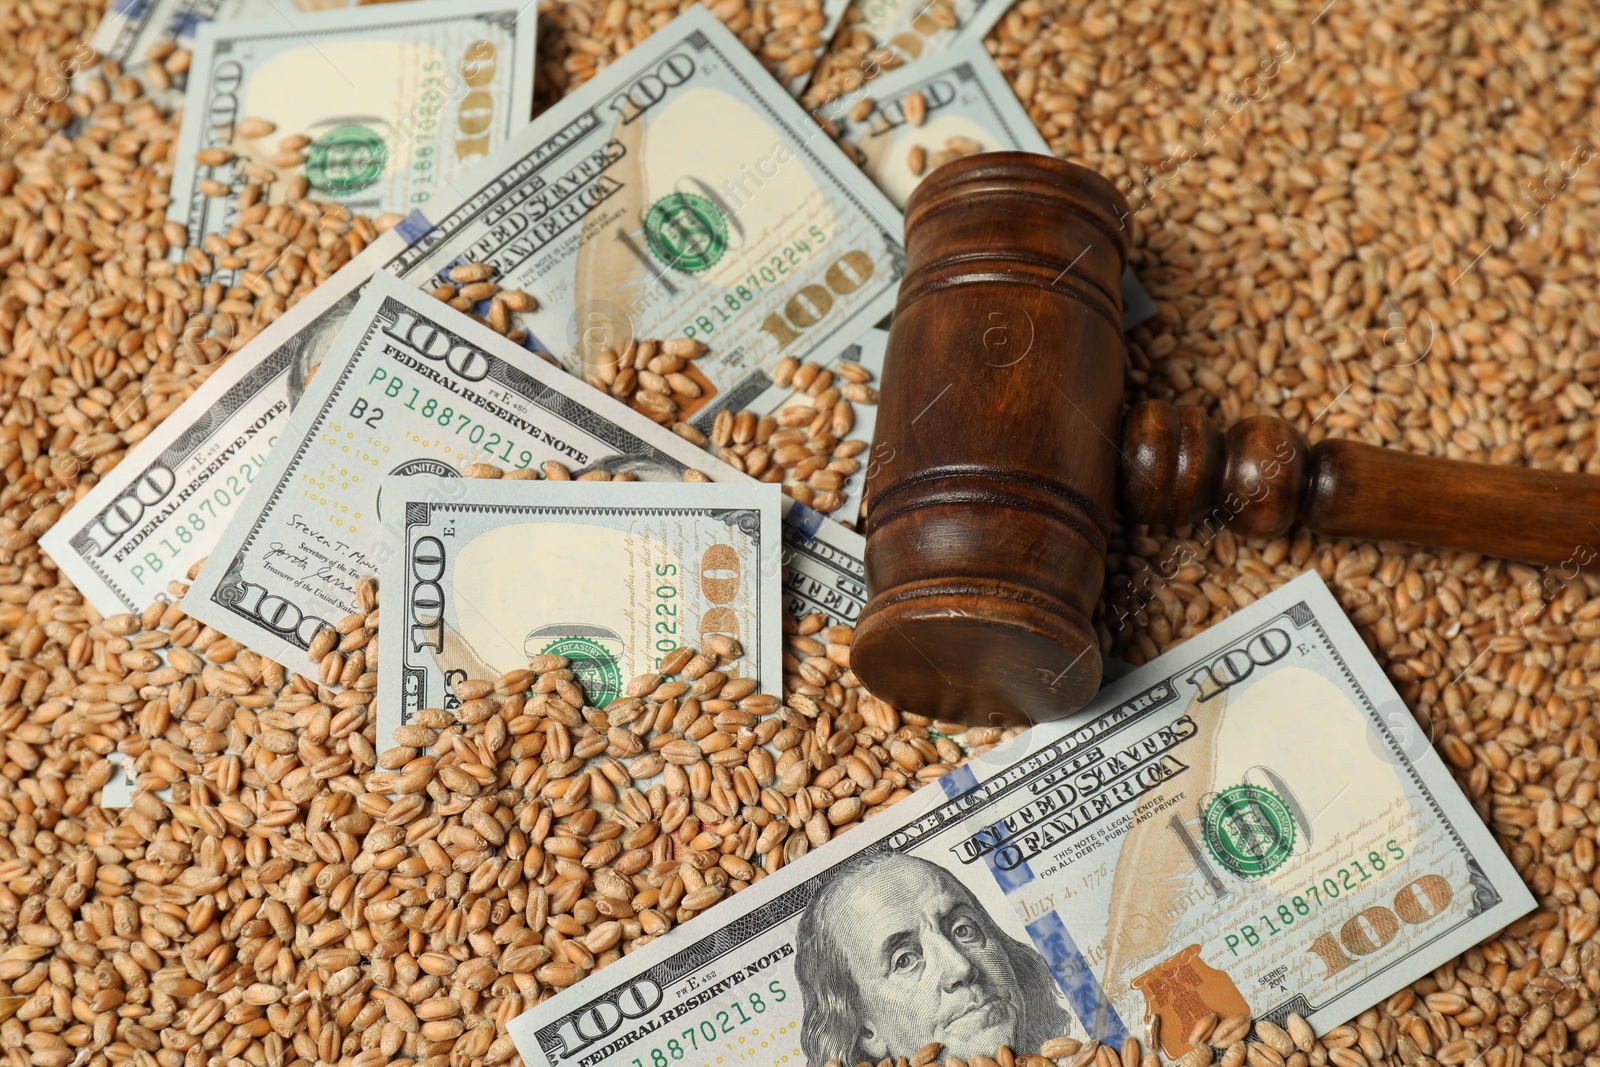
[794,853,1073,1064]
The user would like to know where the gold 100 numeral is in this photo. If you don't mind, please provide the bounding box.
[1305,873,1454,977]
[454,41,501,160]
[758,250,876,350]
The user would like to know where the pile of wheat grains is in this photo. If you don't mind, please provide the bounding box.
[2,0,1599,1066]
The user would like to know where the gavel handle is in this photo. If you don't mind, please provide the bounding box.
[1120,400,1600,572]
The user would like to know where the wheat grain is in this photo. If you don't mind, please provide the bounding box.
[4,0,1599,1065]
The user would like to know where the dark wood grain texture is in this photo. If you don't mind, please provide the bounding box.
[1121,399,1600,573]
[853,153,1134,727]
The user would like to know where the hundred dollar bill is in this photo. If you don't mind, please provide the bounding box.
[383,2,906,424]
[86,0,368,111]
[170,0,536,249]
[506,571,1532,1067]
[379,478,782,738]
[828,40,1158,328]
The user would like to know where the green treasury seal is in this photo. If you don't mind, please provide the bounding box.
[643,192,728,274]
[306,125,388,196]
[538,635,622,706]
[1202,784,1297,878]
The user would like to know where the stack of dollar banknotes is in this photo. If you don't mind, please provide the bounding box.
[50,0,1533,1065]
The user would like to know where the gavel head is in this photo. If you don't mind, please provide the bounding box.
[852,152,1133,728]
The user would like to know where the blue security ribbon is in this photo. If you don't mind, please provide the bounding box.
[940,763,1129,1043]
[783,501,824,544]
[1027,911,1128,1044]
[394,210,434,245]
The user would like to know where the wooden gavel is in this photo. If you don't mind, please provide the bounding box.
[853,152,1600,727]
